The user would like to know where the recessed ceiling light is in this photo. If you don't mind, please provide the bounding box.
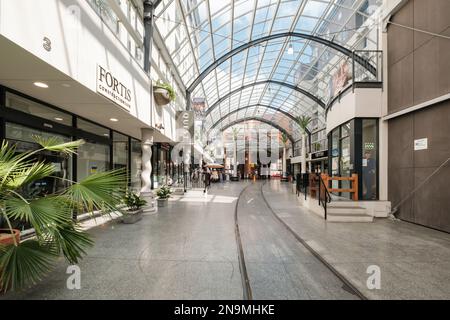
[61,83,71,88]
[34,82,49,88]
[110,118,119,122]
[287,44,294,55]
[103,133,110,137]
[54,117,64,121]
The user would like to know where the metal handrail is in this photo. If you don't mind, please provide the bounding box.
[317,174,332,220]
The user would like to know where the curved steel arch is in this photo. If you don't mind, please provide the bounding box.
[187,32,377,95]
[204,80,325,119]
[216,117,295,144]
[207,104,310,135]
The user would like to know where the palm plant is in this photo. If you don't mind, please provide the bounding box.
[0,137,126,292]
[296,116,312,174]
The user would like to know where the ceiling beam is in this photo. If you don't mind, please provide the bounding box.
[218,117,295,144]
[186,31,378,96]
[207,104,311,135]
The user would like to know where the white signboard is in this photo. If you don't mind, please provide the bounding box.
[96,65,132,111]
[414,138,428,151]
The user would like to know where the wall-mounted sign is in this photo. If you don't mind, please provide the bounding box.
[364,142,375,150]
[96,65,133,111]
[176,111,194,140]
[311,150,328,160]
[192,98,206,117]
[331,61,352,96]
[414,138,428,151]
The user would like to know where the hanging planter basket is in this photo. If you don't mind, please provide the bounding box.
[153,86,172,106]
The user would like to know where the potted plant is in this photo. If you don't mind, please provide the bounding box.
[156,185,172,207]
[0,137,126,292]
[153,80,176,105]
[122,191,147,224]
[0,229,20,246]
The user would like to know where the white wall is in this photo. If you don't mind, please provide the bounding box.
[0,0,182,143]
[326,88,384,134]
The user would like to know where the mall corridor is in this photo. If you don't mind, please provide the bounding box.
[3,180,449,300]
[1,181,358,300]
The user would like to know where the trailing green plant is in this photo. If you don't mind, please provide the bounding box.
[0,137,126,292]
[156,185,172,199]
[123,191,147,212]
[154,80,176,102]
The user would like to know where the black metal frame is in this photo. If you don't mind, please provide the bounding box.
[327,118,380,201]
[203,80,326,119]
[186,32,378,105]
[0,85,141,189]
[208,104,312,135]
[220,117,295,144]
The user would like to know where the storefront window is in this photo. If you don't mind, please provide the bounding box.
[77,142,110,181]
[5,122,72,196]
[130,138,142,192]
[362,119,378,200]
[5,92,72,126]
[113,132,128,172]
[331,128,339,175]
[77,118,110,137]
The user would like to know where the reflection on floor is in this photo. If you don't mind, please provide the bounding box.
[2,180,450,300]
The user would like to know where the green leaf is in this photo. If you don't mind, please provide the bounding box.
[65,169,127,214]
[5,196,72,235]
[0,240,57,292]
[44,224,93,264]
[0,142,35,188]
[5,161,55,189]
[296,115,312,133]
[33,136,84,155]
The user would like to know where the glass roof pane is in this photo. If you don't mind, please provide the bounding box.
[156,0,383,138]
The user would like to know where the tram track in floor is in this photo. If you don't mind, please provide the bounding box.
[258,181,367,300]
[234,182,253,300]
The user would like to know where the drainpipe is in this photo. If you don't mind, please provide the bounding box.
[143,1,156,74]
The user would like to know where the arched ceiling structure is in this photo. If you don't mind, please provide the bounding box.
[155,0,383,139]
[220,117,295,144]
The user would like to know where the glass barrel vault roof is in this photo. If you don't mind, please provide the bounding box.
[155,0,382,139]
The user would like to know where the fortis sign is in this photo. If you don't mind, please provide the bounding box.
[96,65,133,111]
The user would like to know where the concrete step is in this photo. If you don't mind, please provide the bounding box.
[327,213,374,223]
[172,188,185,195]
[327,206,367,215]
[328,201,365,207]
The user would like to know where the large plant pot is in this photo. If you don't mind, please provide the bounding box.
[153,87,171,105]
[0,229,20,245]
[122,209,143,224]
[157,198,169,207]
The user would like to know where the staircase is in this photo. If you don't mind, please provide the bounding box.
[326,201,373,223]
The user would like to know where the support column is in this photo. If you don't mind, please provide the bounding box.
[140,128,156,212]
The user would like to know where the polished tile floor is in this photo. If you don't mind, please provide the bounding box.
[2,180,450,300]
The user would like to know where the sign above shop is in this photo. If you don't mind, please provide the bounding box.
[176,111,194,140]
[311,150,328,160]
[96,65,133,111]
[414,138,428,151]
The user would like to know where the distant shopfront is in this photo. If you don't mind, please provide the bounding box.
[0,86,142,197]
[328,118,379,200]
[151,142,176,189]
